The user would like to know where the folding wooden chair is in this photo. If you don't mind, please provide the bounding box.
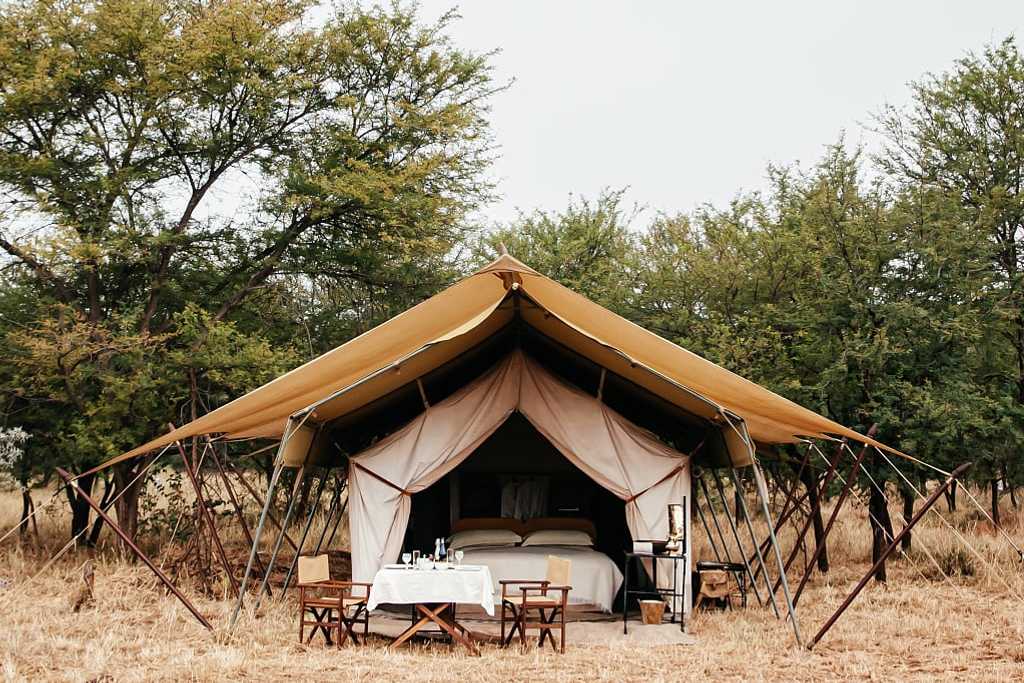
[297,554,371,647]
[500,556,572,654]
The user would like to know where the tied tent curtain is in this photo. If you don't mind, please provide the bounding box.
[347,350,693,611]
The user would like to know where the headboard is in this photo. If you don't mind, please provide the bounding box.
[522,517,597,539]
[451,517,526,537]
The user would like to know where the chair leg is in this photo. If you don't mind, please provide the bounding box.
[560,604,566,654]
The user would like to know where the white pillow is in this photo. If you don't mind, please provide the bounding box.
[448,528,522,550]
[520,529,593,547]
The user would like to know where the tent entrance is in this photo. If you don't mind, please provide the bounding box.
[403,412,631,564]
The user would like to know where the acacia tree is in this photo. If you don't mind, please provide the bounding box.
[877,37,1024,516]
[0,0,499,541]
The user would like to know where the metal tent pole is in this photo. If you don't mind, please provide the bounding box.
[227,459,284,632]
[753,463,803,646]
[209,442,271,597]
[252,464,307,613]
[697,474,735,562]
[281,469,330,591]
[711,467,765,607]
[228,413,307,632]
[730,467,780,617]
[694,493,724,562]
[312,474,342,555]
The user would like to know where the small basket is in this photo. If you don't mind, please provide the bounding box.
[639,600,665,625]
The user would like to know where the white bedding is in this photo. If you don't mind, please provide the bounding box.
[459,545,624,613]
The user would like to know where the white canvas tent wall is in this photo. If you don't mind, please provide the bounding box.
[347,350,692,611]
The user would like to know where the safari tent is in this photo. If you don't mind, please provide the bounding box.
[98,254,901,642]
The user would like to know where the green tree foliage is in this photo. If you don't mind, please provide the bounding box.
[0,0,499,539]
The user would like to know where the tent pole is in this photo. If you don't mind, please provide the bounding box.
[792,439,872,606]
[282,469,330,591]
[312,474,342,555]
[753,463,804,646]
[771,440,847,594]
[56,468,213,631]
[172,435,239,599]
[694,492,724,562]
[711,468,765,608]
[227,459,284,632]
[325,485,348,549]
[252,464,307,613]
[729,467,780,618]
[209,442,271,597]
[229,413,307,632]
[808,462,972,649]
[697,474,735,563]
[227,461,299,552]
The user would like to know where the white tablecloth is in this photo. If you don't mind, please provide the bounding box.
[367,565,495,616]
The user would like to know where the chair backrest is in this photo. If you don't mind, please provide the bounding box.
[546,555,571,586]
[698,569,732,598]
[297,554,330,585]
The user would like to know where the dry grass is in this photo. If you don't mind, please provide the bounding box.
[1,482,1023,682]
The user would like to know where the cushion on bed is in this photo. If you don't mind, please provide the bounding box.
[522,517,596,539]
[520,529,594,547]
[451,517,526,536]
[448,528,523,550]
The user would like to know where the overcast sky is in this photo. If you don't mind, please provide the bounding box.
[414,1,1024,226]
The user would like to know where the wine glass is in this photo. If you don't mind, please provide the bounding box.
[401,552,411,568]
[455,549,465,566]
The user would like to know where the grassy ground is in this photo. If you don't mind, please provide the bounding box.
[1,481,1023,682]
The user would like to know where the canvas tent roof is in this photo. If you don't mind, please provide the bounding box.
[99,254,893,471]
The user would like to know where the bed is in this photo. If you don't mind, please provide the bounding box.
[450,518,624,613]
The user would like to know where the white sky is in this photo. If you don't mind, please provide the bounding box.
[415,1,1024,226]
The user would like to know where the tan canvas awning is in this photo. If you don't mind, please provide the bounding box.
[98,254,895,470]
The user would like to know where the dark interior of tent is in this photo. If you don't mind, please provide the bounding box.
[315,292,718,608]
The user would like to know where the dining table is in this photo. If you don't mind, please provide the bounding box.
[367,563,495,655]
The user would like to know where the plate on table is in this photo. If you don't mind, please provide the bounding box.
[384,564,409,570]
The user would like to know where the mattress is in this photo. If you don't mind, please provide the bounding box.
[459,545,624,613]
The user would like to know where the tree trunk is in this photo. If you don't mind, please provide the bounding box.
[1011,484,1019,510]
[65,471,97,543]
[944,479,957,513]
[87,475,113,546]
[868,474,895,583]
[899,483,914,553]
[991,478,1001,528]
[799,463,829,573]
[111,460,152,550]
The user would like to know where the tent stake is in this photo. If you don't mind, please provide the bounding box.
[792,438,872,606]
[729,467,780,618]
[252,464,307,612]
[55,468,213,631]
[753,463,803,646]
[171,435,239,599]
[711,468,765,607]
[808,462,972,649]
[281,469,330,591]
